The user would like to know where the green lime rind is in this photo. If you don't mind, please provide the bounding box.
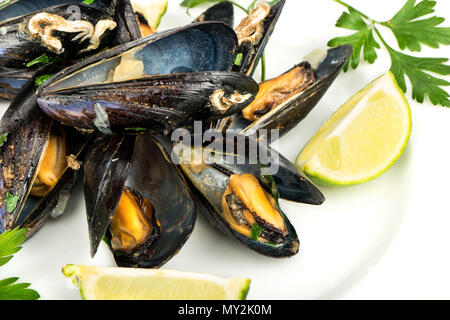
[239,279,251,300]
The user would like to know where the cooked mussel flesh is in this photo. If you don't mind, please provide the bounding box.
[29,128,67,197]
[219,45,353,141]
[242,62,315,122]
[222,174,288,244]
[109,187,160,255]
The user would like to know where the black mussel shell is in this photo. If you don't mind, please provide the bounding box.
[84,135,133,256]
[232,0,285,76]
[0,73,90,236]
[193,1,234,27]
[84,135,196,268]
[0,3,116,69]
[177,134,299,257]
[0,67,34,100]
[222,45,353,141]
[38,71,258,135]
[110,0,141,44]
[174,132,324,206]
[0,1,111,20]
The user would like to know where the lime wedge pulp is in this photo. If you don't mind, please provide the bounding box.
[63,264,251,300]
[296,71,412,186]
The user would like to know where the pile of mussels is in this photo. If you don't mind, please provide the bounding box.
[0,0,351,268]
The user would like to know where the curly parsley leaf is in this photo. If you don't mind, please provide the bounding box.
[0,228,39,300]
[383,0,450,52]
[0,228,27,267]
[386,43,450,106]
[0,277,40,300]
[328,8,380,71]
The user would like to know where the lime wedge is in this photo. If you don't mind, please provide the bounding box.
[63,264,251,300]
[131,0,168,30]
[296,71,412,186]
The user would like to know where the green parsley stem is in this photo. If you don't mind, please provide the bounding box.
[261,53,266,82]
[333,0,383,24]
[230,1,249,14]
[373,26,391,51]
[247,0,258,12]
[333,0,369,19]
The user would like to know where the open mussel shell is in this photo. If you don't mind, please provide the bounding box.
[0,3,116,69]
[193,1,234,27]
[175,132,324,206]
[232,0,285,76]
[222,45,353,141]
[37,22,259,135]
[177,135,299,257]
[0,73,90,236]
[84,135,196,268]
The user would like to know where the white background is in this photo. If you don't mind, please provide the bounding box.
[0,0,450,299]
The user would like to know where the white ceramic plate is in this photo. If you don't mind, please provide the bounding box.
[0,0,449,300]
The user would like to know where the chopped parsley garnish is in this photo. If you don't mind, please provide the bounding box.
[250,223,263,241]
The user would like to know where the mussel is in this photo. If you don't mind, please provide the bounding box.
[37,22,259,135]
[0,3,116,68]
[176,134,300,257]
[0,71,90,236]
[84,135,196,268]
[0,2,117,99]
[232,0,285,76]
[219,45,353,140]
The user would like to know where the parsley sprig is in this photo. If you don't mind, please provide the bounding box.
[180,0,280,81]
[328,0,450,107]
[0,228,39,300]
